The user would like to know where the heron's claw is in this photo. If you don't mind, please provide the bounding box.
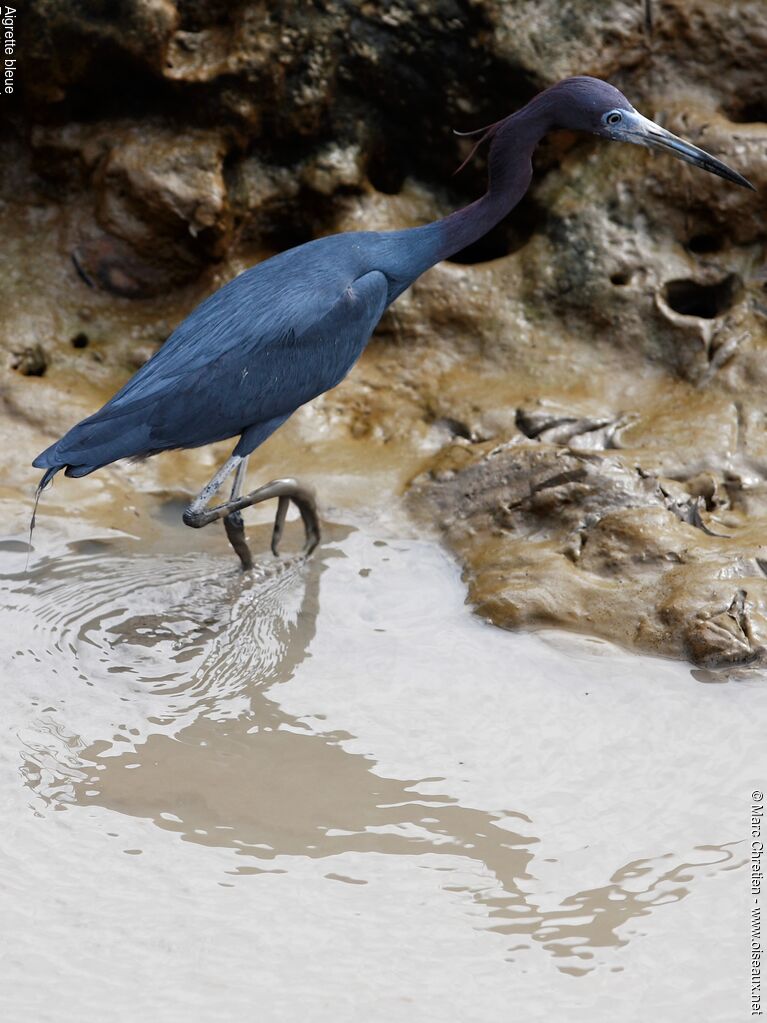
[223,510,254,571]
[269,480,321,557]
[271,496,290,556]
[184,476,321,563]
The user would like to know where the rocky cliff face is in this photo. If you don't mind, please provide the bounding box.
[4,1,767,667]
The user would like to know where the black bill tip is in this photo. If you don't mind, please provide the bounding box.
[619,111,757,192]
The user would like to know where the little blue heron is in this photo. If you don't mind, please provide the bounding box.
[33,77,753,569]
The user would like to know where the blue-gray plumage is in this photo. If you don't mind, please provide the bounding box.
[32,77,753,568]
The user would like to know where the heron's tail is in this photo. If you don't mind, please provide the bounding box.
[32,407,152,480]
[37,465,61,492]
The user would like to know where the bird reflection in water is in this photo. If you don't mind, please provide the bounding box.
[10,529,741,975]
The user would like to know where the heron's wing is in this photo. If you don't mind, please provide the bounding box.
[107,245,362,410]
[148,268,390,450]
[34,266,389,471]
[232,269,390,455]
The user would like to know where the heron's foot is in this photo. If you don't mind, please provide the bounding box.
[223,510,254,571]
[183,477,321,560]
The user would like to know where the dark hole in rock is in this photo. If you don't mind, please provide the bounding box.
[663,275,739,319]
[366,145,407,195]
[729,100,767,124]
[434,416,474,441]
[261,211,323,253]
[59,44,175,123]
[11,345,48,377]
[610,271,631,286]
[71,332,89,349]
[243,179,345,253]
[448,197,545,264]
[177,0,234,32]
[687,233,725,254]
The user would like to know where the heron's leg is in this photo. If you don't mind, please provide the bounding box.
[183,455,243,525]
[183,457,320,559]
[229,456,249,501]
[222,456,254,571]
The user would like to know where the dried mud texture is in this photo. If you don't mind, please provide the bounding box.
[3,1,767,666]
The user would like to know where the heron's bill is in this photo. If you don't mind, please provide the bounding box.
[619,110,755,191]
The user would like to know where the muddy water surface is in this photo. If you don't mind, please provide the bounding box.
[1,502,764,1022]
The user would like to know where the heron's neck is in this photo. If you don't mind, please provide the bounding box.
[408,105,548,271]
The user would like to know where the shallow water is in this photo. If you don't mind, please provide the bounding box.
[1,510,765,1022]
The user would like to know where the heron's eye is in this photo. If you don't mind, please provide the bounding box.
[605,111,623,126]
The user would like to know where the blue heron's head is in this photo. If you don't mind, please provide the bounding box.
[548,76,754,190]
